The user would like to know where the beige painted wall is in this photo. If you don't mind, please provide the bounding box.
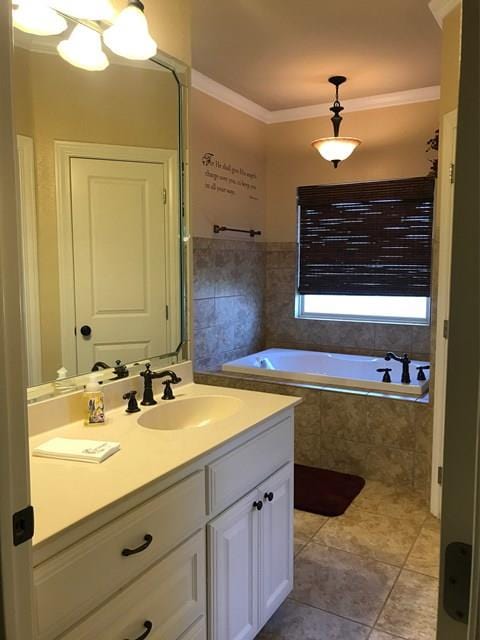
[440,6,461,116]
[13,48,179,381]
[265,100,440,242]
[190,88,266,238]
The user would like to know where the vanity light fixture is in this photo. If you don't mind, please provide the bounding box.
[311,76,362,168]
[57,24,110,71]
[103,0,157,61]
[49,0,115,21]
[13,0,68,36]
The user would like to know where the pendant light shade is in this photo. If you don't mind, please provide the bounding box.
[50,0,115,21]
[57,24,110,71]
[311,137,361,167]
[13,0,67,36]
[103,0,157,61]
[311,76,361,168]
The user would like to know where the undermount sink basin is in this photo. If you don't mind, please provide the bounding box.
[137,395,244,430]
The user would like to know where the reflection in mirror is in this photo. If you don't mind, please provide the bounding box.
[12,14,185,395]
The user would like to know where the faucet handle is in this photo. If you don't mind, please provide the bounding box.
[161,375,182,400]
[377,368,392,383]
[140,363,152,379]
[113,360,129,379]
[123,390,141,413]
[416,365,430,381]
[162,380,175,400]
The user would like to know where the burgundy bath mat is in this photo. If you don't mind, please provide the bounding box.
[294,464,365,517]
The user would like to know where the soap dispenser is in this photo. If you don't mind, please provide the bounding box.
[55,367,76,393]
[83,373,105,426]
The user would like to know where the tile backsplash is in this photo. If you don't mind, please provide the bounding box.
[193,239,431,372]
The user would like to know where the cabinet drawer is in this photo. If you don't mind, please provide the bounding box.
[207,416,293,515]
[35,471,205,640]
[61,530,206,640]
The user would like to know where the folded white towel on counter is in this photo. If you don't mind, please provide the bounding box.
[33,438,120,464]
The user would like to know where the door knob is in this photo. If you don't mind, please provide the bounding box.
[264,492,274,502]
[80,325,92,337]
[253,500,263,511]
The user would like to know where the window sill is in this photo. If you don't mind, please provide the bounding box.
[295,313,430,327]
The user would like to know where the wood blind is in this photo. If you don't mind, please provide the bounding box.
[297,176,435,297]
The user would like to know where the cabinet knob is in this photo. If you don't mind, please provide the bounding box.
[121,534,153,557]
[264,492,274,502]
[253,500,263,511]
[124,620,153,640]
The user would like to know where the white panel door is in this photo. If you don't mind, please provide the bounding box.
[208,490,259,640]
[258,463,293,627]
[70,157,168,372]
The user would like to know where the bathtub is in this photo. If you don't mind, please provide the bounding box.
[222,348,430,396]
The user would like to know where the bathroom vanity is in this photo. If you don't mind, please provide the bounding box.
[29,374,299,640]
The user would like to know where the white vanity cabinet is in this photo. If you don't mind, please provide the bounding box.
[32,407,295,640]
[208,463,294,640]
[34,472,205,640]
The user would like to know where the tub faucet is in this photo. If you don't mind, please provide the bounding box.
[384,352,411,384]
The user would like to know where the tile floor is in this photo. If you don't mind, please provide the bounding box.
[257,481,440,640]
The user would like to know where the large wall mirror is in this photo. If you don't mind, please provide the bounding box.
[12,12,188,398]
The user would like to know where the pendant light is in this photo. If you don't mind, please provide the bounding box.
[57,24,110,71]
[311,76,362,168]
[103,0,157,61]
[13,0,68,36]
[50,0,115,21]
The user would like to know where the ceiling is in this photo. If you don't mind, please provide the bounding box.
[191,0,442,111]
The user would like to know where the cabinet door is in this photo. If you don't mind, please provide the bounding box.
[208,490,260,640]
[258,463,294,627]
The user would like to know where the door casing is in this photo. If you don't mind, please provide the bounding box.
[431,108,458,517]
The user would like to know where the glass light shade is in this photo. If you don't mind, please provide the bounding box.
[103,4,157,60]
[50,0,115,21]
[311,137,362,165]
[57,25,110,71]
[13,0,67,36]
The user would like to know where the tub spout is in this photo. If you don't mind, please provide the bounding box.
[385,352,411,384]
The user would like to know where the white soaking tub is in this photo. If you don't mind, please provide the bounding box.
[222,348,430,396]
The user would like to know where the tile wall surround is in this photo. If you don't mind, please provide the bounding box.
[194,371,434,503]
[193,237,265,372]
[193,239,432,371]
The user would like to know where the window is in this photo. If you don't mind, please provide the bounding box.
[296,177,434,325]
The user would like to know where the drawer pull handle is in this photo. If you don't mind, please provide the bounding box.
[253,500,263,511]
[125,620,153,640]
[264,492,274,502]
[122,534,153,557]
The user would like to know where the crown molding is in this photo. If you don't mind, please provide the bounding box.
[268,86,441,124]
[191,70,440,125]
[429,0,461,27]
[191,70,271,123]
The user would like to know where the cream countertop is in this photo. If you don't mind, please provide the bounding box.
[30,383,300,548]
